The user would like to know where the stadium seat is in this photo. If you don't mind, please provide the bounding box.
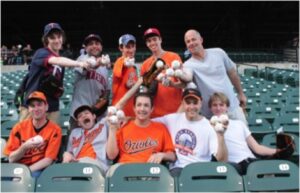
[1,120,18,139]
[107,163,175,192]
[272,113,299,134]
[177,162,244,192]
[243,160,299,192]
[1,163,35,192]
[35,163,105,192]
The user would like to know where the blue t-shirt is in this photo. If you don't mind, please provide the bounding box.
[23,47,65,112]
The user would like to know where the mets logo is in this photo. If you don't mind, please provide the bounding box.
[175,129,197,156]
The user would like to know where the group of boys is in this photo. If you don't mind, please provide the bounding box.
[4,22,292,179]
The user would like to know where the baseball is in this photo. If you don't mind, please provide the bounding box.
[157,73,165,81]
[116,110,125,119]
[174,69,183,78]
[124,58,135,67]
[214,122,224,132]
[166,68,174,77]
[30,135,44,145]
[109,115,118,124]
[156,60,164,68]
[108,106,117,115]
[210,115,219,125]
[86,56,97,68]
[101,54,111,65]
[171,60,181,69]
[186,82,197,89]
[219,114,229,124]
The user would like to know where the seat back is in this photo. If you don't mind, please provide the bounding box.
[107,163,174,192]
[35,163,105,192]
[243,160,299,191]
[177,162,244,192]
[1,163,35,192]
[1,120,17,139]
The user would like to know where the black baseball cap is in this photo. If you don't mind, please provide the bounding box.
[73,105,94,119]
[182,88,202,101]
[83,34,103,46]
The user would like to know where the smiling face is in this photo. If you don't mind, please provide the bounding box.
[133,95,153,122]
[184,30,204,56]
[85,40,102,57]
[119,42,136,58]
[28,100,48,121]
[183,97,202,121]
[76,109,96,130]
[46,31,64,53]
[145,36,162,53]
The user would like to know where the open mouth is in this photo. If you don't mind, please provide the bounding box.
[83,118,91,124]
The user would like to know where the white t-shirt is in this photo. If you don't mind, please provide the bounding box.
[183,48,239,118]
[153,113,218,169]
[225,119,256,163]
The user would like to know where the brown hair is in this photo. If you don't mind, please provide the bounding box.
[208,92,230,108]
[134,92,154,107]
[42,29,66,47]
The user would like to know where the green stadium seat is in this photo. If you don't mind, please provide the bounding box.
[243,160,299,192]
[1,120,18,140]
[35,163,105,192]
[177,162,244,192]
[1,163,35,192]
[272,113,299,134]
[107,163,174,192]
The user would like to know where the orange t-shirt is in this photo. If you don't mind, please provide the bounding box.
[141,51,183,117]
[116,120,175,163]
[4,118,62,166]
[112,56,138,117]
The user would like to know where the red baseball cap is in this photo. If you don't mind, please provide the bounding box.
[143,28,161,39]
[26,91,47,104]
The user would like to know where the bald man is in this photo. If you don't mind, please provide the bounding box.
[183,29,247,124]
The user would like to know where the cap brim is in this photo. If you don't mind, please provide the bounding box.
[26,98,47,105]
[84,37,102,45]
[183,94,201,101]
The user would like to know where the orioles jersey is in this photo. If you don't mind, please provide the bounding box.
[141,51,182,117]
[116,120,175,163]
[112,56,138,117]
[4,118,62,166]
[66,119,109,172]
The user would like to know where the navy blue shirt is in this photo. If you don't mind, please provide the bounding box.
[23,47,65,112]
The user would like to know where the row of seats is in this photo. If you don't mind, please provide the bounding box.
[1,160,299,192]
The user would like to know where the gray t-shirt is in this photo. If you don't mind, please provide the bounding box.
[70,54,110,119]
[183,48,239,118]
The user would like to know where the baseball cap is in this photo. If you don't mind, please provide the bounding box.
[73,105,94,119]
[144,28,161,39]
[182,88,202,101]
[119,34,136,46]
[44,22,63,37]
[83,34,103,46]
[26,91,47,105]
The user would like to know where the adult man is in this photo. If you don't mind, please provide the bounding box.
[69,34,110,129]
[112,34,138,117]
[153,88,227,176]
[4,91,62,177]
[183,29,247,124]
[106,92,176,164]
[63,105,109,176]
[19,22,91,123]
[141,28,183,117]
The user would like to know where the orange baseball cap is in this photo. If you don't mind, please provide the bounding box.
[26,91,47,104]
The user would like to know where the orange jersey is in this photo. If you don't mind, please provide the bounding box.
[141,51,183,117]
[4,118,62,166]
[112,56,138,117]
[116,120,175,163]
